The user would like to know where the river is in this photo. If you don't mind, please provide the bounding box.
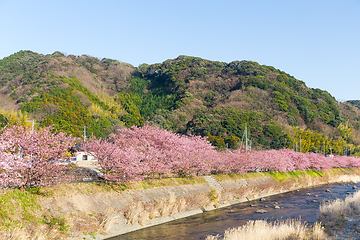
[108,182,360,240]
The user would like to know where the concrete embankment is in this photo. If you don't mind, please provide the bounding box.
[4,169,360,240]
[60,170,360,240]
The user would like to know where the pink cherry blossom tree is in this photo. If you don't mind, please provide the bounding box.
[82,138,143,182]
[84,124,360,183]
[84,124,217,182]
[0,125,78,189]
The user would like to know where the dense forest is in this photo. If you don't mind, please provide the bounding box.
[0,50,360,155]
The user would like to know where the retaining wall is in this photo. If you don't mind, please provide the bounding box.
[72,173,360,240]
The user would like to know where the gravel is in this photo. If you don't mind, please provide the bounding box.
[329,215,360,239]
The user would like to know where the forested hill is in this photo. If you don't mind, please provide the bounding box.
[346,100,360,110]
[1,51,360,154]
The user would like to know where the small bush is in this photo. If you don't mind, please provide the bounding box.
[40,215,69,232]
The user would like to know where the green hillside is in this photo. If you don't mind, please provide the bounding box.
[346,100,360,110]
[1,51,360,154]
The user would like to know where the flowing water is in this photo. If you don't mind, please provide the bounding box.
[108,182,360,240]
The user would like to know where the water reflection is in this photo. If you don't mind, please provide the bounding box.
[108,183,360,240]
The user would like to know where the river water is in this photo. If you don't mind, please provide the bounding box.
[108,182,360,240]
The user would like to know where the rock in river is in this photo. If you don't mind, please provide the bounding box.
[256,209,267,213]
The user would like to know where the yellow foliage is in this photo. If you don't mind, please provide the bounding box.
[289,126,355,155]
[337,120,353,140]
[0,109,33,128]
[89,104,116,119]
[89,94,126,119]
[98,93,124,113]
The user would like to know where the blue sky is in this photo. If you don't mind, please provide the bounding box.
[0,0,359,101]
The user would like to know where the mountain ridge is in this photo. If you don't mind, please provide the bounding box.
[0,50,359,154]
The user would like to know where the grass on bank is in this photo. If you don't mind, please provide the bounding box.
[319,189,360,227]
[205,219,327,240]
[7,175,207,199]
[213,168,360,183]
[0,189,41,230]
[0,188,71,233]
[0,176,206,226]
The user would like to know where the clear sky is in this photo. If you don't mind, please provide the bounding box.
[0,0,359,101]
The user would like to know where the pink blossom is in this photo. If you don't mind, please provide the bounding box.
[0,125,78,189]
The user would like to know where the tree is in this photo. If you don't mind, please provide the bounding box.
[84,124,216,182]
[83,126,360,183]
[0,109,31,128]
[0,125,78,189]
[206,133,226,149]
[264,122,282,140]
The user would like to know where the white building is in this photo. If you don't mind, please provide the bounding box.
[75,151,99,168]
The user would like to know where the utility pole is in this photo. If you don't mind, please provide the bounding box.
[245,123,248,151]
[241,123,251,151]
[346,144,348,156]
[241,123,250,151]
[83,126,87,141]
[299,134,302,153]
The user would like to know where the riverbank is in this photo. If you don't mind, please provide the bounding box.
[205,219,327,240]
[1,168,360,240]
[205,180,360,240]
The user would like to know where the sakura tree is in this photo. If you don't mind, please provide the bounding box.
[82,138,144,182]
[0,125,78,189]
[84,124,217,182]
[212,148,360,174]
[84,124,360,183]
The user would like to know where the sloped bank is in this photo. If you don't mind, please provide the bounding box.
[78,169,360,240]
[2,169,360,240]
